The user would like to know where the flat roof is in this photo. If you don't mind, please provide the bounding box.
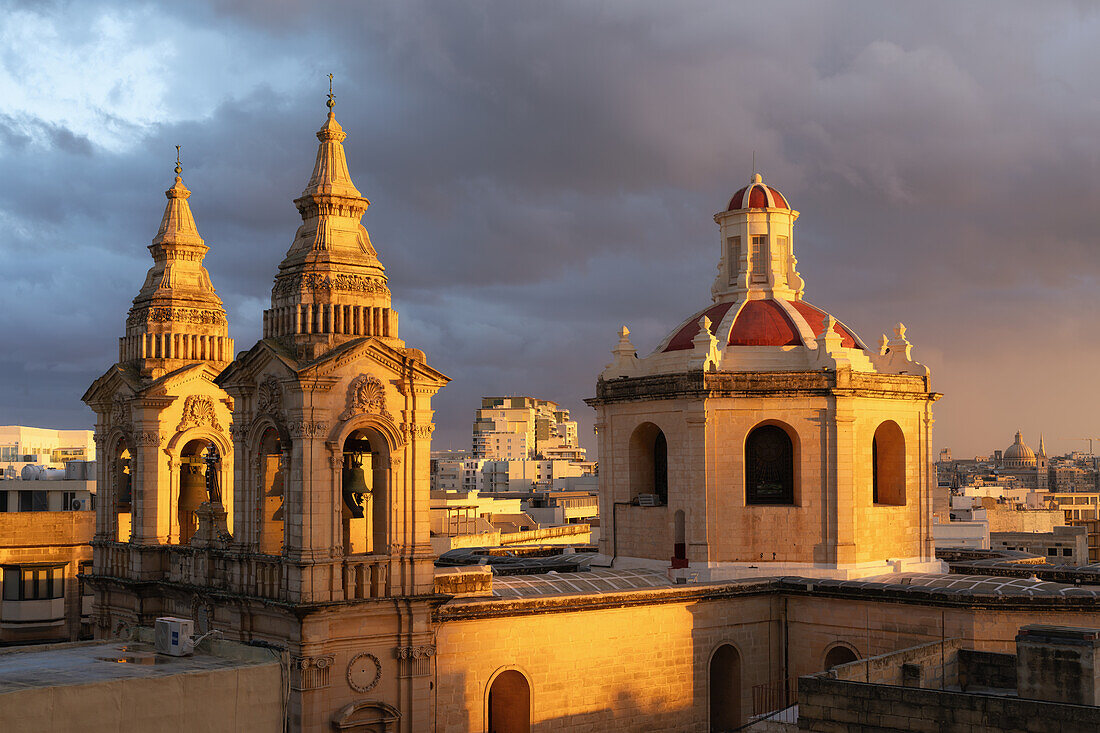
[0,637,275,694]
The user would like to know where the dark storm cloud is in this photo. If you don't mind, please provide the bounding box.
[3,0,1100,456]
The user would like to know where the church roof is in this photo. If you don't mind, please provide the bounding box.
[726,173,789,211]
[1004,431,1036,462]
[662,297,864,352]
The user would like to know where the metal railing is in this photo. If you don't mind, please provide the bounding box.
[751,676,798,723]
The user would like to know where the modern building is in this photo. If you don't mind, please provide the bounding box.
[472,396,585,461]
[0,426,96,474]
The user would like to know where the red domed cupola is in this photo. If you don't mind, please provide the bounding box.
[727,172,789,211]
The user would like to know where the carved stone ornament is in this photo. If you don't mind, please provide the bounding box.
[111,397,132,430]
[133,431,162,447]
[346,651,382,692]
[176,395,223,433]
[395,645,435,678]
[395,645,435,660]
[339,375,392,422]
[273,272,389,297]
[126,306,227,328]
[291,654,335,691]
[256,374,282,416]
[93,428,110,446]
[288,420,328,438]
[401,423,435,440]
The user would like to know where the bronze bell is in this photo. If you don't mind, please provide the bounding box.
[342,465,368,519]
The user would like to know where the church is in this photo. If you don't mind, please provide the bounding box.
[80,93,1100,732]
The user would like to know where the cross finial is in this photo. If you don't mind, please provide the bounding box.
[174,145,182,176]
[327,73,335,110]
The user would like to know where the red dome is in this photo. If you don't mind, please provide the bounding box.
[662,298,865,352]
[726,174,789,211]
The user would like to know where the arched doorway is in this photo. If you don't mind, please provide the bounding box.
[178,439,218,545]
[824,644,859,670]
[629,422,668,505]
[745,423,796,505]
[488,670,530,733]
[872,420,905,505]
[710,644,741,731]
[258,428,284,554]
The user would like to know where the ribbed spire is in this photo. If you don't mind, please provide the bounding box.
[153,171,203,247]
[120,151,232,377]
[264,81,399,359]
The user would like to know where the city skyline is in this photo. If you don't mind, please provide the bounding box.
[4,1,1100,459]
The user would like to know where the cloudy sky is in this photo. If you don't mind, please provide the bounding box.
[2,0,1100,459]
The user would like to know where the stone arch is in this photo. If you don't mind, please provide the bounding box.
[709,642,742,731]
[331,415,401,557]
[628,422,668,505]
[105,430,133,542]
[166,428,231,545]
[872,420,906,506]
[485,666,531,733]
[254,425,287,555]
[823,641,860,670]
[331,700,400,732]
[744,420,800,506]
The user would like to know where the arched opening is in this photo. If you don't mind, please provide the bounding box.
[258,428,285,554]
[824,644,859,670]
[673,509,687,564]
[628,422,668,505]
[709,644,742,732]
[342,430,385,555]
[872,420,906,505]
[745,423,796,505]
[178,439,218,545]
[488,670,530,733]
[111,437,132,542]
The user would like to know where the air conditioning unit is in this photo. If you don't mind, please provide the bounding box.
[636,494,660,507]
[70,499,84,511]
[154,617,195,656]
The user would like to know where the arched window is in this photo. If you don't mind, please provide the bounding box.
[488,670,530,733]
[629,423,668,505]
[710,644,741,731]
[824,644,859,670]
[342,431,375,555]
[178,439,218,545]
[745,424,795,505]
[258,428,284,555]
[111,437,132,542]
[872,421,905,506]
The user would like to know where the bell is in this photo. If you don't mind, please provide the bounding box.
[342,465,369,519]
[179,464,207,543]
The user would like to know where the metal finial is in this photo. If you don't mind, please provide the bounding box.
[327,73,335,109]
[174,145,182,176]
[752,150,755,177]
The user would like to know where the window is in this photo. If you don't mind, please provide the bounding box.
[1047,548,1057,556]
[18,491,47,512]
[1064,548,1073,556]
[746,424,795,505]
[872,421,906,505]
[629,423,668,505]
[774,236,789,283]
[727,236,741,284]
[750,235,768,282]
[2,566,64,601]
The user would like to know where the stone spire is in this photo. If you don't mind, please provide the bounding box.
[1038,433,1047,457]
[120,150,232,378]
[264,80,399,360]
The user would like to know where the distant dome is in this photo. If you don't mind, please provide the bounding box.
[727,173,790,211]
[1003,431,1037,468]
[662,297,864,352]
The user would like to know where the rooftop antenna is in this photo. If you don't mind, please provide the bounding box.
[327,73,335,110]
[752,150,756,177]
[174,145,182,176]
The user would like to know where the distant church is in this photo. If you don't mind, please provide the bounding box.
[81,92,1100,732]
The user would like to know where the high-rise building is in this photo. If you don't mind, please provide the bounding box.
[471,396,585,461]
